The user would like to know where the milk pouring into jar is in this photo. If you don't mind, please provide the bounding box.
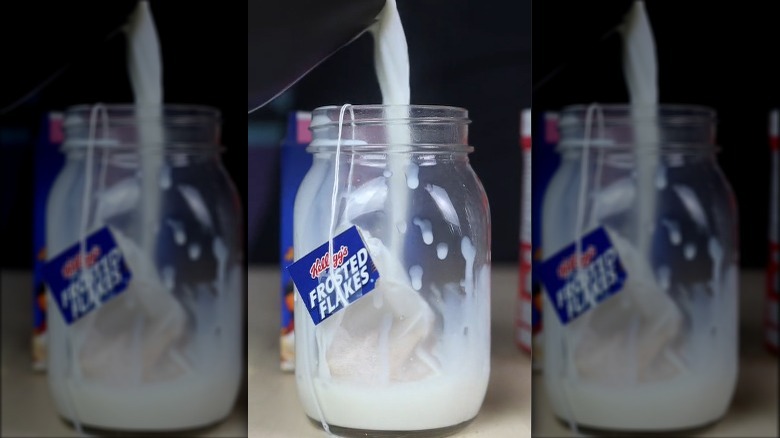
[291,0,491,434]
[539,5,739,426]
[43,2,242,431]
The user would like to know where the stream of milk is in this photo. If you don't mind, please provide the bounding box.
[372,0,412,259]
[126,1,164,259]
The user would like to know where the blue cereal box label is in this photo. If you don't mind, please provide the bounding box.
[538,227,627,325]
[42,227,132,325]
[287,226,380,325]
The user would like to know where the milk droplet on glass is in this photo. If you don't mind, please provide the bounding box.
[167,219,186,245]
[662,219,681,245]
[425,184,460,227]
[412,218,433,245]
[188,243,201,260]
[657,265,671,290]
[396,221,407,234]
[409,265,423,291]
[161,265,175,290]
[179,185,214,231]
[590,178,636,222]
[436,242,448,260]
[342,177,388,223]
[95,177,140,221]
[213,236,228,292]
[707,237,724,298]
[160,164,171,189]
[655,166,667,189]
[673,185,709,231]
[383,169,393,178]
[708,237,723,262]
[683,243,696,260]
[405,163,419,189]
[461,236,476,295]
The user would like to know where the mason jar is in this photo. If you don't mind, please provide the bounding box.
[293,105,491,436]
[45,104,243,432]
[541,104,739,432]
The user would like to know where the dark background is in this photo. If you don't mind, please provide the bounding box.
[0,1,247,269]
[534,0,780,268]
[248,0,532,265]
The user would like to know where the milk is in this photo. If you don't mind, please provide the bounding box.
[52,362,239,430]
[545,369,735,430]
[296,265,491,429]
[304,370,488,430]
[46,225,243,429]
[621,0,659,256]
[126,1,164,259]
[46,155,241,427]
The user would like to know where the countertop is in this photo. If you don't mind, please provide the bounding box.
[0,269,247,438]
[533,270,779,437]
[248,265,532,438]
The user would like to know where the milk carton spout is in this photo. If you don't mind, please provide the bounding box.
[247,0,386,111]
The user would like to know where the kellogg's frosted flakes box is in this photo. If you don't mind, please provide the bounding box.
[32,112,65,371]
[279,111,313,371]
[524,111,560,371]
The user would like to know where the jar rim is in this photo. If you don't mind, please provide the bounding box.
[557,103,718,152]
[559,103,716,125]
[310,104,470,129]
[306,143,475,154]
[61,103,222,151]
[64,103,221,125]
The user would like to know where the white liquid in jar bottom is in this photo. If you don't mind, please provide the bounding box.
[546,369,735,430]
[306,372,488,430]
[57,372,238,430]
[47,232,243,430]
[543,230,738,431]
[296,249,491,431]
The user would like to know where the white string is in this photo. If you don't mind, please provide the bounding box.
[587,111,607,227]
[345,106,357,201]
[574,104,603,308]
[78,104,109,311]
[65,103,110,437]
[560,102,604,437]
[327,104,354,279]
[307,103,355,437]
[93,114,111,224]
[326,104,354,313]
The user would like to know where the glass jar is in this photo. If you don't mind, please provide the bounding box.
[294,105,491,436]
[46,104,243,432]
[541,104,739,432]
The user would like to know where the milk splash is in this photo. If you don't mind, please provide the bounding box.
[371,0,410,105]
[413,217,434,245]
